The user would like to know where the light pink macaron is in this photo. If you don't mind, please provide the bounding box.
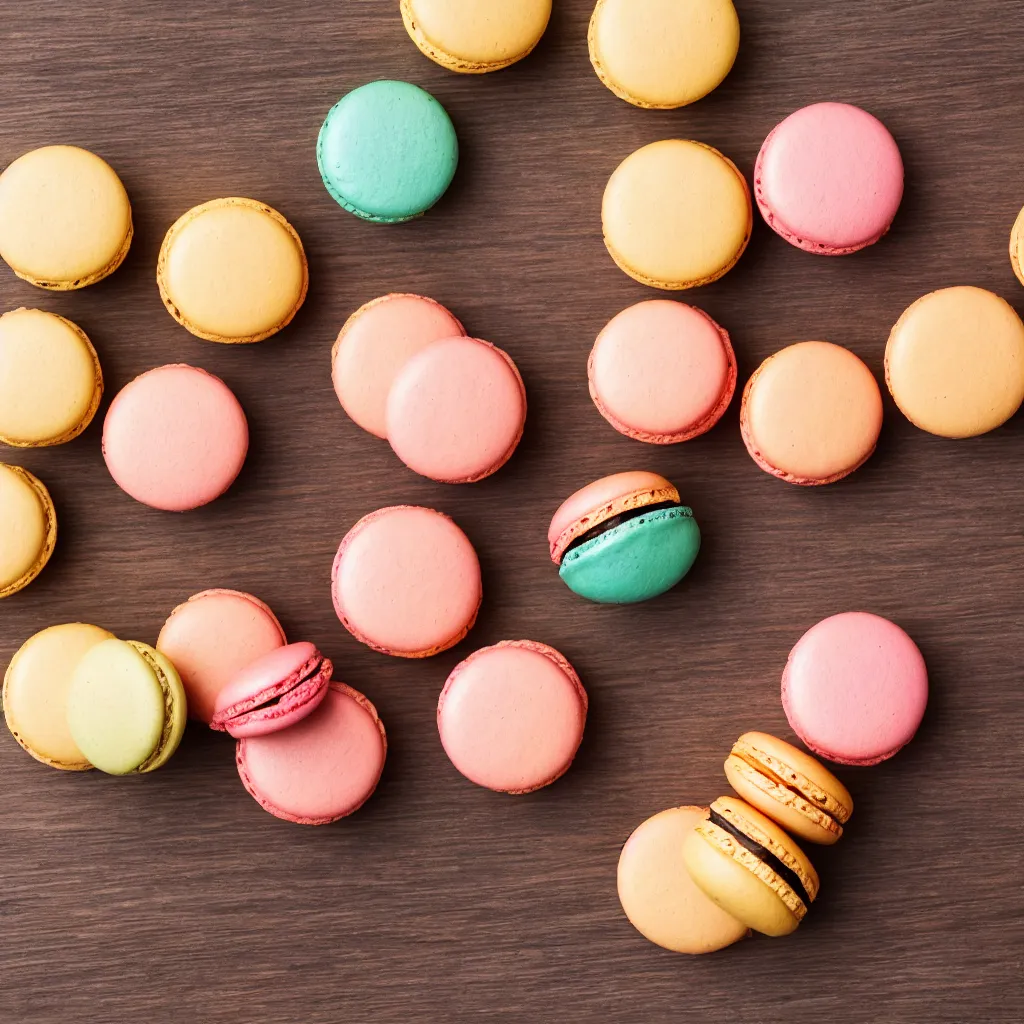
[210,641,332,738]
[438,640,587,794]
[332,505,482,658]
[236,682,386,825]
[332,293,465,439]
[589,300,736,443]
[755,102,904,255]
[782,611,928,765]
[102,364,248,511]
[386,336,527,483]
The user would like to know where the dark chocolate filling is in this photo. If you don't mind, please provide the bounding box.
[563,501,687,556]
[709,810,812,909]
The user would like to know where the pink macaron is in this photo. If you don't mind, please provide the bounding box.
[782,612,928,765]
[386,336,527,483]
[102,364,248,511]
[437,640,587,794]
[332,505,482,658]
[589,301,736,443]
[236,682,386,825]
[210,641,332,738]
[755,102,904,255]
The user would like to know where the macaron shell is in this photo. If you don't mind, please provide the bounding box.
[755,103,904,254]
[589,0,739,109]
[589,301,736,443]
[741,341,883,484]
[782,612,928,765]
[0,309,103,447]
[617,807,749,954]
[0,464,57,599]
[237,682,386,824]
[131,642,187,773]
[884,286,1024,438]
[102,364,248,511]
[0,145,132,289]
[156,589,287,723]
[332,294,465,438]
[1011,206,1024,287]
[437,640,587,794]
[401,0,551,72]
[602,140,751,289]
[157,198,308,343]
[2,622,114,770]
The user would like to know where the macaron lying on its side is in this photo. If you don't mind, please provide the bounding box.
[1011,205,1024,287]
[0,463,57,599]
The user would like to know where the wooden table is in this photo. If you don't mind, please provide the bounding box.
[3,2,1023,1020]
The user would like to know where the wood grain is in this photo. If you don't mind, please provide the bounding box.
[2,2,1024,1021]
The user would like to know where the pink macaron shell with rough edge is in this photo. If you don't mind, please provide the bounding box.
[437,640,587,795]
[102,364,248,511]
[237,682,387,825]
[332,505,482,658]
[156,589,287,724]
[782,611,928,766]
[385,336,527,484]
[755,102,904,255]
[210,642,332,738]
[589,301,737,444]
[332,293,466,439]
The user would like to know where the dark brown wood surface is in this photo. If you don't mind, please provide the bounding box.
[3,2,1024,1020]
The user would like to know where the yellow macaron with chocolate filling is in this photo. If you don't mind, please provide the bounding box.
[683,796,819,937]
[725,732,853,845]
[0,463,57,599]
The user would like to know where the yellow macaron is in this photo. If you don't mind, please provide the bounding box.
[0,308,103,447]
[589,0,740,109]
[157,197,308,343]
[0,463,57,599]
[400,0,551,73]
[0,145,132,289]
[1011,205,1024,288]
[602,140,751,290]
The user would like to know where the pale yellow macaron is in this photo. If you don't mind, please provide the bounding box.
[157,197,308,343]
[603,140,751,290]
[401,0,551,73]
[0,463,57,599]
[589,0,740,108]
[0,308,103,447]
[885,286,1024,438]
[0,145,132,289]
[3,622,114,769]
[1010,205,1024,288]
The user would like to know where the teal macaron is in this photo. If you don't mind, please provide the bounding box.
[548,471,701,604]
[317,80,459,224]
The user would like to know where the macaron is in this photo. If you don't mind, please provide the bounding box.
[236,682,386,824]
[437,640,587,794]
[317,81,458,224]
[157,197,308,343]
[755,103,904,255]
[102,364,248,511]
[1011,205,1024,287]
[741,341,883,485]
[211,642,331,738]
[0,463,57,599]
[67,639,187,775]
[0,145,132,289]
[589,0,740,109]
[603,140,751,290]
[332,293,465,438]
[885,286,1024,438]
[782,612,928,766]
[401,0,551,73]
[332,506,482,657]
[548,471,700,604]
[3,623,114,770]
[156,589,287,724]
[589,301,736,443]
[617,807,749,954]
[724,732,853,846]
[386,336,526,483]
[683,796,820,937]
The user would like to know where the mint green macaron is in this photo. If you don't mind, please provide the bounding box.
[317,80,459,224]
